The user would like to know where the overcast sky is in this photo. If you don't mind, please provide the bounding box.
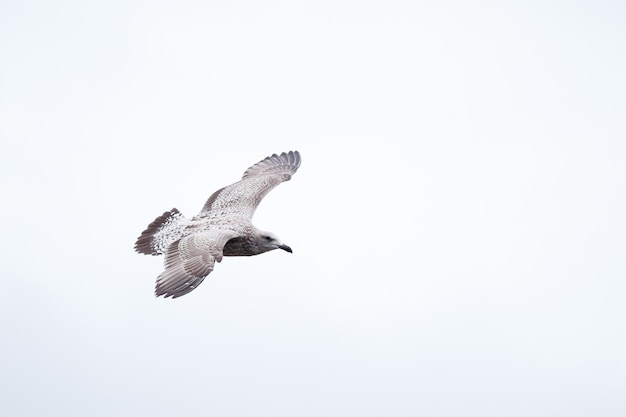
[1,1,625,416]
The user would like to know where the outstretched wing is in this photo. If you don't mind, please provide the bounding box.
[200,151,301,220]
[155,229,237,298]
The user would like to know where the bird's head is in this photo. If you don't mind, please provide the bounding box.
[256,231,292,254]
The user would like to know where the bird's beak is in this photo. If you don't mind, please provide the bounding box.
[279,244,293,253]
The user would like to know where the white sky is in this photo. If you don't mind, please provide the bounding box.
[1,1,625,416]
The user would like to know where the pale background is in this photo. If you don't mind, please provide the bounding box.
[1,1,625,416]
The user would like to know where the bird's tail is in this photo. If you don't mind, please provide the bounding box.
[134,208,189,255]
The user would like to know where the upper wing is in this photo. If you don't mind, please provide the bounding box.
[155,229,237,298]
[200,151,301,220]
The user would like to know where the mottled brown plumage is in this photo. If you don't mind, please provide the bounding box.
[135,151,301,298]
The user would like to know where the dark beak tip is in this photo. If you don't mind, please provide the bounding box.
[281,245,293,253]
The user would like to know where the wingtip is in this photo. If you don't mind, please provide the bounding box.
[242,150,302,179]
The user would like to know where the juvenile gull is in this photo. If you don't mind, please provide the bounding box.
[135,151,301,298]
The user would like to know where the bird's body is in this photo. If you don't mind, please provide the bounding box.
[135,151,301,298]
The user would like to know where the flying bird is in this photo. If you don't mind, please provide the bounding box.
[135,151,301,298]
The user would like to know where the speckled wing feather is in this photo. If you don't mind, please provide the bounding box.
[155,229,237,298]
[200,151,301,220]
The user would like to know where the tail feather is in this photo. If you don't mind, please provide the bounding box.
[135,208,188,255]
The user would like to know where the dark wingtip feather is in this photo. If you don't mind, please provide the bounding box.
[242,150,301,179]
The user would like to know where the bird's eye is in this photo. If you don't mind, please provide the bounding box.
[263,236,272,241]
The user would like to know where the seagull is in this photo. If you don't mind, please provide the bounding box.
[135,151,301,298]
